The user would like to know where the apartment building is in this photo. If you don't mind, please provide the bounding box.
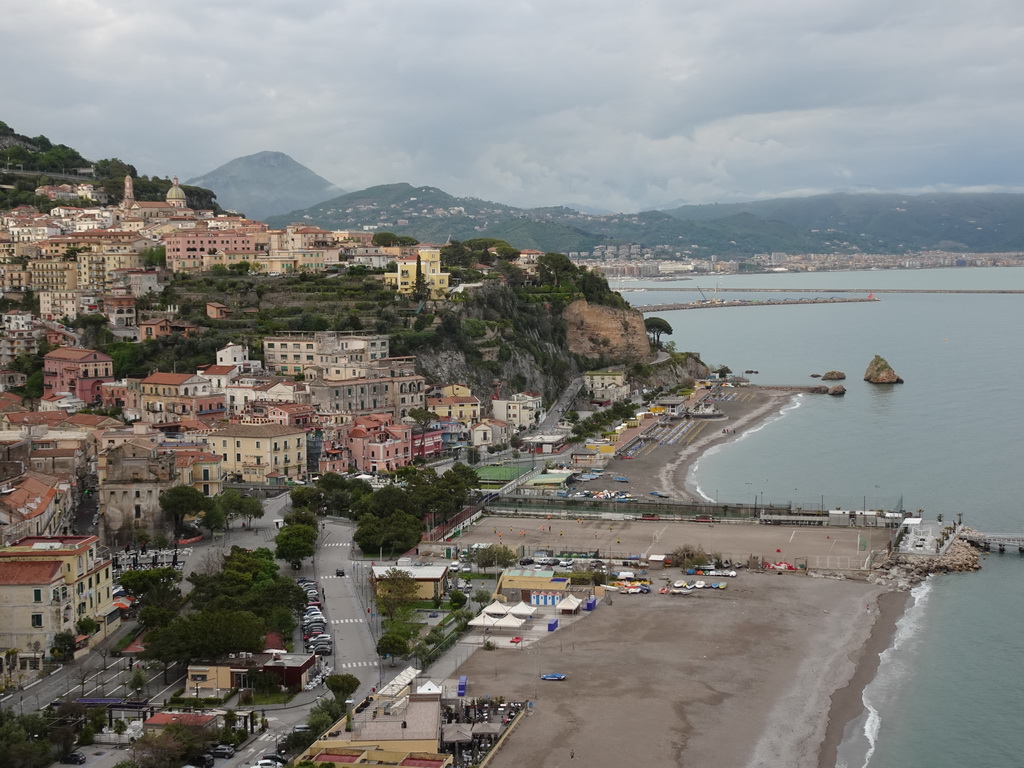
[491,391,544,430]
[262,332,390,376]
[43,348,114,404]
[206,423,307,482]
[96,438,178,546]
[138,372,224,424]
[0,535,116,677]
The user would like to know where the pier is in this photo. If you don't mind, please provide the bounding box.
[960,532,1024,553]
[639,296,879,313]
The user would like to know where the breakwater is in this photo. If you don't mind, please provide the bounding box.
[640,296,878,313]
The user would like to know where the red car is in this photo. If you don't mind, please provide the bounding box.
[510,636,523,644]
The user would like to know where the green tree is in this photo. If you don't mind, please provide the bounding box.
[472,588,492,609]
[449,590,467,609]
[325,673,361,703]
[374,568,419,620]
[644,316,673,348]
[218,489,263,528]
[376,632,409,667]
[142,609,266,666]
[51,630,76,662]
[158,485,207,533]
[475,544,517,571]
[274,524,317,568]
[200,503,226,534]
[353,510,421,556]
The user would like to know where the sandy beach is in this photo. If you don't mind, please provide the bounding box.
[447,386,905,767]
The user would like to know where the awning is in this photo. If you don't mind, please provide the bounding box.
[114,600,132,610]
[74,634,88,643]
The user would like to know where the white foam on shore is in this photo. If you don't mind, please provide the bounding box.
[857,579,934,768]
[690,393,802,501]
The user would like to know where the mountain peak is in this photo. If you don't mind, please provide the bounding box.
[186,152,345,220]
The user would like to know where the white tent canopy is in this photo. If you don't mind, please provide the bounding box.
[508,601,536,618]
[558,594,583,613]
[482,600,510,616]
[469,612,525,629]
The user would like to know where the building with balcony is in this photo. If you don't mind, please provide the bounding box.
[205,423,307,483]
[383,247,449,298]
[138,372,223,424]
[491,391,544,430]
[0,535,116,678]
[43,348,113,404]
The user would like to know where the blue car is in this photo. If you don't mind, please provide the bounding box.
[540,673,567,681]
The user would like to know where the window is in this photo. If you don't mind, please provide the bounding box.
[236,453,241,462]
[31,614,43,628]
[256,442,261,449]
[33,588,42,603]
[134,505,142,519]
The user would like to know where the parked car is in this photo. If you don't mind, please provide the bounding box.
[210,744,235,758]
[261,756,288,766]
[314,645,333,655]
[60,753,87,765]
[335,569,345,577]
[540,673,567,681]
[187,754,214,768]
[519,557,534,566]
[509,636,523,644]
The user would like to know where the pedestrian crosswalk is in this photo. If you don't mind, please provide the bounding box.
[323,542,351,547]
[329,618,362,624]
[337,661,376,669]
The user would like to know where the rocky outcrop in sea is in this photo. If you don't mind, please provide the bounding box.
[864,354,904,384]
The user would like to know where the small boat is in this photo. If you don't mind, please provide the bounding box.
[709,582,719,589]
[658,587,669,594]
[695,580,706,589]
[673,580,687,589]
[685,580,696,589]
[717,582,727,589]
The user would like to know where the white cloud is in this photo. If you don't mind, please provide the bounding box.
[4,0,1024,211]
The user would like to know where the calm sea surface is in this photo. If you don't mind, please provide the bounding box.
[614,267,1024,767]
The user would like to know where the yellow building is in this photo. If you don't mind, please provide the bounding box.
[0,535,117,677]
[384,248,449,299]
[29,258,79,292]
[206,423,307,482]
[584,369,630,402]
[426,395,481,426]
[371,565,450,601]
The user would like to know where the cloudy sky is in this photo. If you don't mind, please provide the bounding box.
[5,0,1024,212]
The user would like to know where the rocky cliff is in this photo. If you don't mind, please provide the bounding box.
[562,299,650,364]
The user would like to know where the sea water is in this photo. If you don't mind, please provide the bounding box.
[614,267,1024,767]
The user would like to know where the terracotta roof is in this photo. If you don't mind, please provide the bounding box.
[210,423,305,438]
[65,413,121,427]
[0,560,62,585]
[141,372,194,386]
[174,451,221,467]
[201,365,236,375]
[44,347,111,362]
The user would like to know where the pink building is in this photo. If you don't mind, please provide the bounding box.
[347,414,412,474]
[43,348,114,404]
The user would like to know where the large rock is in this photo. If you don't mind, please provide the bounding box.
[563,299,650,364]
[822,370,846,380]
[828,385,846,396]
[863,355,904,384]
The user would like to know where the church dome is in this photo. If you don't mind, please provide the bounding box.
[166,176,187,206]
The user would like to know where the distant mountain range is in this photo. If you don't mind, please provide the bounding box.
[187,151,345,220]
[265,181,1024,256]
[7,115,1024,257]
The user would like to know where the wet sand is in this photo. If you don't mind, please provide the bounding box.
[577,387,797,503]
